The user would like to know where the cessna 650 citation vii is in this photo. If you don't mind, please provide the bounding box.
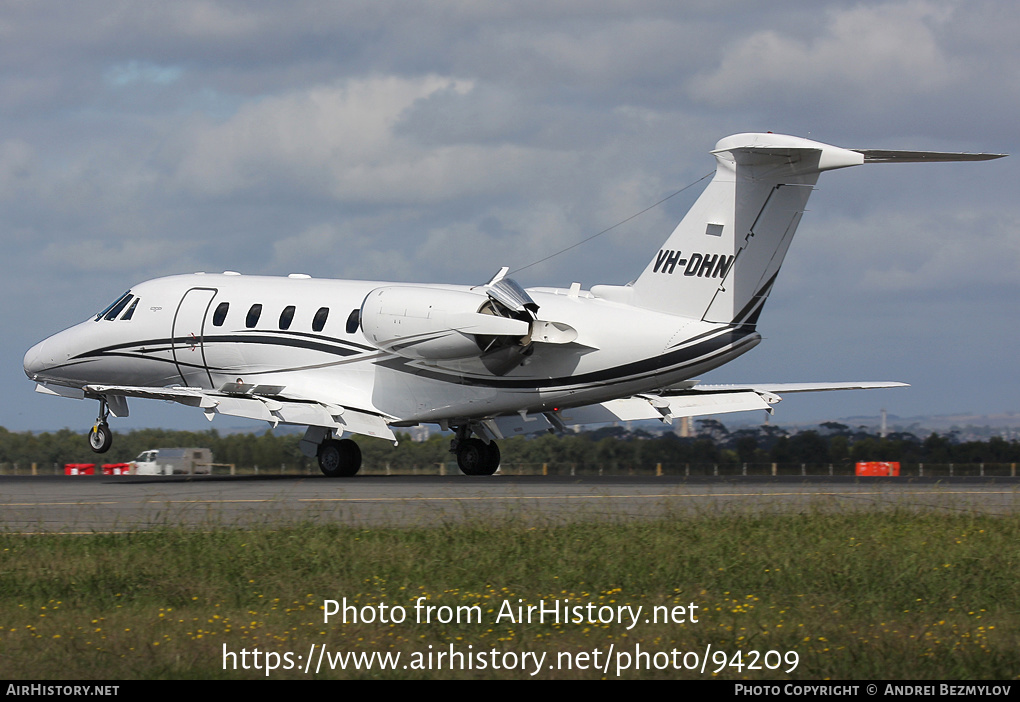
[23,133,1004,476]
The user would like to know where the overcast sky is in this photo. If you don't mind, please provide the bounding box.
[3,1,1018,433]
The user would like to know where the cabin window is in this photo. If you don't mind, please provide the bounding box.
[120,298,139,320]
[279,305,296,330]
[212,302,229,327]
[312,307,329,332]
[95,291,131,321]
[346,309,360,334]
[246,304,263,328]
[104,294,134,321]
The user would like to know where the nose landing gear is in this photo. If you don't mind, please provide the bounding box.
[87,398,113,454]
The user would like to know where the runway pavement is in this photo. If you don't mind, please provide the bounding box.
[1,474,1018,533]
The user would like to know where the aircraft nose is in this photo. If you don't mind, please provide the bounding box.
[24,339,51,379]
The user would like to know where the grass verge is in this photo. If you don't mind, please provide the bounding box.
[0,509,1017,679]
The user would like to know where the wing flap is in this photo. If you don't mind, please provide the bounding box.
[654,390,775,419]
[559,397,668,424]
[35,382,85,400]
[331,407,396,441]
[559,391,774,426]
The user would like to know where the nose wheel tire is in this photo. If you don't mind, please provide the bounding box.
[88,423,113,454]
[317,438,362,477]
[457,438,500,476]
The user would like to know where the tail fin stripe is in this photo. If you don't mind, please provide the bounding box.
[731,271,778,327]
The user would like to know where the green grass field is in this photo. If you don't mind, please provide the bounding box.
[1,509,1017,679]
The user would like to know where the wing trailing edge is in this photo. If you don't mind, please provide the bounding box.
[689,381,908,394]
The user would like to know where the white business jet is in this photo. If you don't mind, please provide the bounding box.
[23,133,1003,476]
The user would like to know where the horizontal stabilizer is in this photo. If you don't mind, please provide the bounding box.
[853,149,1006,163]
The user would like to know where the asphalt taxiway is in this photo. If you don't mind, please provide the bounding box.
[1,474,1017,533]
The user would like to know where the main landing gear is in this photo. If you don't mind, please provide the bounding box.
[303,425,504,478]
[299,428,363,477]
[317,438,362,477]
[87,398,113,454]
[451,426,501,476]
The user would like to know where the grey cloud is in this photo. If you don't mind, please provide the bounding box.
[3,0,1018,432]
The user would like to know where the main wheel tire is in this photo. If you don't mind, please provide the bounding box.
[337,438,362,477]
[317,440,340,476]
[481,440,501,475]
[457,438,500,476]
[88,423,113,454]
[317,438,362,477]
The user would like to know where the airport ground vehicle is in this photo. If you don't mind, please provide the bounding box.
[132,448,212,476]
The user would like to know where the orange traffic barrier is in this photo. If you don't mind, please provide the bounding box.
[855,461,900,476]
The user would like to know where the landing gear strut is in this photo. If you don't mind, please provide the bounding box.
[451,426,501,476]
[317,438,362,477]
[87,398,113,454]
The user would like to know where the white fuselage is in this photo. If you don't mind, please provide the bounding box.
[24,272,759,425]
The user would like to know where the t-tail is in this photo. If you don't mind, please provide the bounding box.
[629,133,1004,327]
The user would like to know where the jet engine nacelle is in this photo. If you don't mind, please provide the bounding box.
[360,286,531,360]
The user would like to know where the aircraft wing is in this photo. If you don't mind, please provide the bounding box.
[473,382,907,440]
[683,381,908,394]
[70,383,397,442]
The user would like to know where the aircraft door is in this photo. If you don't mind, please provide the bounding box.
[172,287,217,387]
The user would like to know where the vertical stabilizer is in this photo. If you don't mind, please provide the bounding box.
[630,133,865,325]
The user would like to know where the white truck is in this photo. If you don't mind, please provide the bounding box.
[132,448,213,476]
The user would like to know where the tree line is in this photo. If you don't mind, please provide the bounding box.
[1,420,1018,471]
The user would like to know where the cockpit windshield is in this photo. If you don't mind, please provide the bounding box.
[95,291,132,321]
[121,298,139,320]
